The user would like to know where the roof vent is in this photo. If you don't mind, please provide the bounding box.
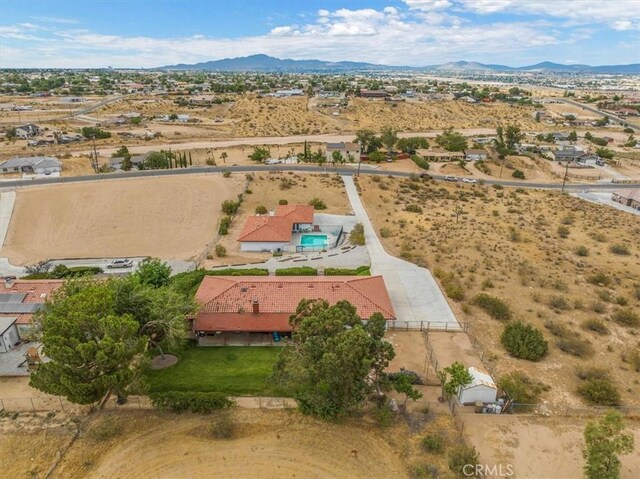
[277,284,283,289]
[308,284,314,289]
[240,287,249,293]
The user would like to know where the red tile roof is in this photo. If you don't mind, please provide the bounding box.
[194,275,395,332]
[237,205,314,243]
[0,279,64,324]
[237,215,293,242]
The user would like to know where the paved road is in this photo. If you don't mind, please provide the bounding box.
[545,98,639,131]
[342,175,460,329]
[0,164,637,191]
[66,95,125,118]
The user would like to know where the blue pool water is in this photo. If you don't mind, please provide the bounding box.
[300,234,328,246]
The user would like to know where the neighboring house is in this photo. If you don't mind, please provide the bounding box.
[360,89,388,98]
[238,204,314,252]
[325,142,360,162]
[457,367,498,405]
[473,137,496,145]
[0,278,63,352]
[464,149,488,161]
[176,114,190,123]
[415,149,465,162]
[552,132,570,142]
[192,275,396,343]
[0,156,62,175]
[612,189,640,210]
[15,124,41,139]
[109,154,147,171]
[272,89,304,97]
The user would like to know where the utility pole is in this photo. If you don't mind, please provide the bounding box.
[498,156,505,178]
[91,136,99,173]
[561,160,569,192]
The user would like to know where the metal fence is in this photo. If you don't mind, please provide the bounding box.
[0,396,87,413]
[387,320,466,332]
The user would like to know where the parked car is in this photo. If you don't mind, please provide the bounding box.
[419,173,432,180]
[444,175,458,182]
[107,259,133,269]
[462,178,477,184]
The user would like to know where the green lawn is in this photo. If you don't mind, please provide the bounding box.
[145,346,282,396]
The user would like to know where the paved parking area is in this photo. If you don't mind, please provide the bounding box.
[342,175,460,329]
[573,191,640,216]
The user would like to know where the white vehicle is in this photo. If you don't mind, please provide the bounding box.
[107,259,133,269]
[462,178,477,184]
[444,175,458,182]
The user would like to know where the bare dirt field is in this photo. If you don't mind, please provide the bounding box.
[203,172,350,267]
[1,175,243,265]
[359,175,640,407]
[464,414,640,479]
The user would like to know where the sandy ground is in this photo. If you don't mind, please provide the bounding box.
[1,174,244,265]
[49,410,409,479]
[464,414,640,479]
[359,175,640,406]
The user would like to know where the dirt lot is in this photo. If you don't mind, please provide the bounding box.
[1,175,243,265]
[0,409,466,479]
[464,414,640,479]
[359,175,640,406]
[203,172,351,267]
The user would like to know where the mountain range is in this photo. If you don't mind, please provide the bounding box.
[158,54,640,74]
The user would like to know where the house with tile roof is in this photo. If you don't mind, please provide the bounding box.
[193,275,395,345]
[238,204,315,252]
[0,278,63,353]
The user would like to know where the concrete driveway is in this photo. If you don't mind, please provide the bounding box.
[342,175,460,330]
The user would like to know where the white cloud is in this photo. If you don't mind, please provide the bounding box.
[403,0,453,11]
[30,16,79,24]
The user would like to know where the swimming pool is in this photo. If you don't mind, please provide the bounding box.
[300,234,328,247]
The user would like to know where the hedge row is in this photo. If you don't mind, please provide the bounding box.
[149,391,234,413]
[473,293,512,321]
[22,265,103,280]
[275,266,318,276]
[208,268,269,276]
[324,266,371,276]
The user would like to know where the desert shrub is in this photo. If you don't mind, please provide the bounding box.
[222,170,231,178]
[611,308,640,327]
[350,223,366,246]
[308,197,327,210]
[621,347,640,372]
[275,266,317,276]
[208,268,269,276]
[405,204,423,213]
[218,216,231,235]
[544,321,570,337]
[215,244,226,257]
[635,285,640,301]
[512,169,525,179]
[586,272,611,286]
[501,321,548,361]
[556,336,594,358]
[557,225,570,238]
[560,214,575,225]
[380,227,393,238]
[324,266,370,276]
[581,318,609,335]
[591,301,606,313]
[278,199,288,205]
[89,418,123,441]
[609,244,631,255]
[473,293,512,321]
[448,445,479,476]
[150,391,234,413]
[481,279,494,290]
[575,246,589,257]
[221,200,239,215]
[421,433,444,453]
[497,371,547,404]
[577,378,620,406]
[444,283,465,301]
[209,413,236,439]
[548,295,571,311]
[575,366,609,381]
[409,463,440,479]
[279,178,294,190]
[255,205,268,214]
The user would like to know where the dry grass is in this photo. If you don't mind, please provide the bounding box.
[359,175,640,406]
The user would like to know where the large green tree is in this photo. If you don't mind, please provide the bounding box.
[583,410,634,479]
[435,128,468,152]
[439,361,473,400]
[354,129,382,154]
[133,257,172,288]
[272,299,395,419]
[29,282,146,404]
[379,126,399,154]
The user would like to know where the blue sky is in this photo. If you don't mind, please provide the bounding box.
[1,0,638,68]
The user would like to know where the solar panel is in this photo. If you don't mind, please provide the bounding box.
[0,293,27,303]
[0,303,42,313]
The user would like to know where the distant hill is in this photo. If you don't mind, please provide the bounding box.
[157,54,640,74]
